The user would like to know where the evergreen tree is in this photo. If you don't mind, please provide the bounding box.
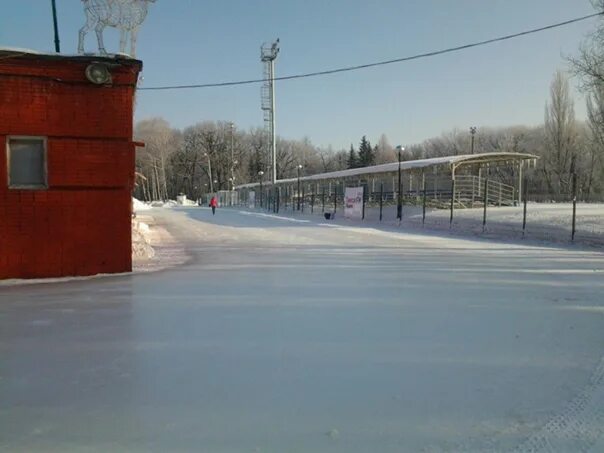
[347,144,358,169]
[358,136,375,167]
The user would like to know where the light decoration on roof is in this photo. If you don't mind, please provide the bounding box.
[78,0,156,57]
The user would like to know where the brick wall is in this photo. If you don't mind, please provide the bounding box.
[0,52,142,279]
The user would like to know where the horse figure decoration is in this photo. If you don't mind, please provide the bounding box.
[78,0,156,57]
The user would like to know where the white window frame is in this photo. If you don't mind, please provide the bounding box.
[6,136,48,190]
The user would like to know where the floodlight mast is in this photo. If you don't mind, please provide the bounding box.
[261,39,280,185]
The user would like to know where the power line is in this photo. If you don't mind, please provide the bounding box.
[138,12,603,92]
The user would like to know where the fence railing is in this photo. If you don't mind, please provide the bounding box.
[229,181,602,245]
[241,176,518,212]
[454,176,516,208]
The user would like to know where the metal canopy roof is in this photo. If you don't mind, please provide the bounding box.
[236,152,538,189]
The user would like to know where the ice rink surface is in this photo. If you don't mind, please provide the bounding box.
[1,207,603,452]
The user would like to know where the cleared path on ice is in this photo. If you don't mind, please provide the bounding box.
[1,207,604,452]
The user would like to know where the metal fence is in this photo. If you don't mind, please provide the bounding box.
[202,191,239,207]
[233,180,602,247]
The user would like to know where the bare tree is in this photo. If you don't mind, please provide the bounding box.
[194,122,230,191]
[375,134,396,164]
[275,138,298,179]
[169,124,211,199]
[569,1,604,91]
[543,70,578,195]
[585,85,604,198]
[244,127,268,181]
[135,117,177,201]
[317,146,347,172]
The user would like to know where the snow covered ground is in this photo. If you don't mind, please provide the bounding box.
[132,217,155,261]
[132,213,188,274]
[133,198,188,271]
[132,197,151,212]
[258,202,604,248]
[1,207,603,452]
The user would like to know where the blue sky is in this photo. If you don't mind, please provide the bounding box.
[0,0,598,149]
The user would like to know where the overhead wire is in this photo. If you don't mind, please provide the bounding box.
[138,11,603,91]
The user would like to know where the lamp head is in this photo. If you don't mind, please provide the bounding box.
[85,63,112,85]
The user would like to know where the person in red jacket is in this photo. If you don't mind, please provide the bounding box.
[209,196,218,215]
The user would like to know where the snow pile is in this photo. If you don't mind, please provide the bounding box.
[182,198,198,206]
[149,200,178,208]
[132,213,189,273]
[176,195,198,206]
[132,218,155,260]
[133,197,151,212]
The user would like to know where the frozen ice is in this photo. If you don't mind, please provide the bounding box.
[1,207,603,452]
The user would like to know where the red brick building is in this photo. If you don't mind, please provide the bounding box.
[0,49,142,279]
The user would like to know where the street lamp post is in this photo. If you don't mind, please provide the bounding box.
[470,127,477,155]
[230,123,235,189]
[297,164,303,211]
[228,178,234,206]
[204,152,213,193]
[258,170,264,208]
[396,145,404,220]
[231,160,238,191]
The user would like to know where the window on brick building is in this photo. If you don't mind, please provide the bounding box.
[7,137,47,189]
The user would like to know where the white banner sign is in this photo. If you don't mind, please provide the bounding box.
[344,187,364,219]
[248,191,256,209]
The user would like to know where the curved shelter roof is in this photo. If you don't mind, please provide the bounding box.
[236,152,538,189]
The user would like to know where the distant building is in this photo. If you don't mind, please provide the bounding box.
[0,49,142,279]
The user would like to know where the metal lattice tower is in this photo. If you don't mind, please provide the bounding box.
[261,39,279,184]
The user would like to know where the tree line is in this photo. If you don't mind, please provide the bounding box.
[134,1,604,203]
[134,90,604,203]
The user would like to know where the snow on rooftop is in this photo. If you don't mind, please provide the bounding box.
[0,47,136,60]
[236,152,539,189]
[0,46,44,55]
